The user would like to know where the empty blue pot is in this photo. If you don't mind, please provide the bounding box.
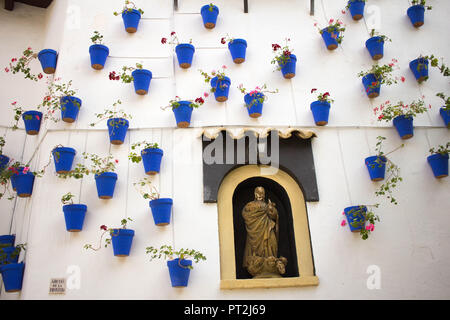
[15,171,35,198]
[0,262,25,292]
[365,156,387,181]
[175,44,195,69]
[132,69,152,95]
[22,111,42,135]
[440,108,450,128]
[393,115,414,139]
[38,49,57,74]
[122,9,141,33]
[321,28,339,50]
[0,154,10,171]
[201,4,219,28]
[167,258,192,287]
[141,148,163,175]
[245,93,264,118]
[150,198,173,226]
[63,204,87,232]
[427,153,449,178]
[310,100,330,126]
[95,172,118,199]
[278,54,297,79]
[348,0,365,20]
[60,96,82,123]
[410,58,429,83]
[365,36,384,60]
[89,44,109,70]
[344,206,367,232]
[107,118,129,145]
[0,247,20,264]
[228,39,247,64]
[52,147,76,174]
[362,73,381,98]
[0,235,15,247]
[407,5,425,27]
[172,101,193,128]
[111,229,134,256]
[211,76,231,102]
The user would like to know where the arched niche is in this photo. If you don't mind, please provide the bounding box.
[218,165,319,289]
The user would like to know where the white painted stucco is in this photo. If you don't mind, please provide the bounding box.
[0,0,449,299]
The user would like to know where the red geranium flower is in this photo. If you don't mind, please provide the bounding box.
[220,37,226,44]
[100,225,108,231]
[311,88,317,94]
[161,37,167,44]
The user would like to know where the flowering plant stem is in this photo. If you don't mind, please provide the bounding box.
[129,141,159,163]
[133,177,160,200]
[113,0,144,16]
[58,153,118,179]
[84,218,133,252]
[145,245,206,269]
[6,47,43,81]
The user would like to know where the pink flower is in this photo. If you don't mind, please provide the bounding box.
[35,115,40,120]
[115,159,119,164]
[342,10,346,14]
[314,22,318,27]
[220,37,226,44]
[365,223,374,232]
[38,73,43,79]
[329,18,334,24]
[11,58,17,62]
[222,65,227,69]
[401,76,405,83]
[11,101,17,106]
[341,220,347,227]
[204,92,209,98]
[4,67,9,73]
[23,167,30,174]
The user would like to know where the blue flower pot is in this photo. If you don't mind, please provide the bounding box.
[393,115,414,139]
[63,204,87,232]
[0,262,25,292]
[172,101,193,128]
[310,100,330,126]
[362,73,381,98]
[407,5,425,28]
[201,4,219,29]
[132,69,152,95]
[344,206,367,232]
[60,96,82,123]
[89,44,109,70]
[15,171,35,198]
[0,235,15,247]
[244,93,264,118]
[149,198,173,226]
[409,58,429,83]
[37,49,57,74]
[278,54,297,79]
[95,172,118,199]
[107,118,129,145]
[22,111,42,135]
[211,76,231,102]
[365,156,387,181]
[9,167,22,191]
[0,154,10,171]
[228,39,247,64]
[440,108,450,128]
[348,0,365,20]
[175,44,195,69]
[111,229,134,257]
[365,36,384,60]
[122,9,141,33]
[167,258,192,287]
[52,147,76,174]
[0,247,20,264]
[427,153,449,179]
[321,28,340,50]
[141,148,163,175]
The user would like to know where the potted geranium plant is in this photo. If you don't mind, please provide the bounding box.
[407,0,432,28]
[61,192,87,232]
[89,31,109,70]
[271,38,297,79]
[310,88,334,126]
[0,243,26,293]
[237,83,279,118]
[315,19,346,50]
[200,3,219,29]
[6,46,57,77]
[0,136,9,171]
[344,0,366,21]
[374,99,429,139]
[221,35,247,64]
[162,96,205,128]
[365,136,404,183]
[409,54,449,83]
[114,0,144,33]
[437,92,450,128]
[341,205,380,240]
[51,145,76,174]
[84,218,134,257]
[90,100,132,145]
[109,63,152,95]
[427,143,449,179]
[6,162,47,198]
[145,245,206,287]
[357,59,404,98]
[11,101,42,135]
[365,29,391,61]
[199,65,231,102]
[162,32,194,69]
[41,78,82,123]
[129,141,163,175]
[134,178,173,226]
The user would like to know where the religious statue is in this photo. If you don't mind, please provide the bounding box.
[242,186,287,278]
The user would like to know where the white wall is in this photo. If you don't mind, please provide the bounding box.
[0,0,449,299]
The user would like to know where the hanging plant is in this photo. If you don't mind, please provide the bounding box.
[310,88,334,126]
[109,63,152,95]
[409,54,449,83]
[145,245,206,287]
[237,84,279,118]
[162,32,195,69]
[89,31,109,70]
[271,38,297,79]
[40,78,81,123]
[5,161,48,198]
[437,92,450,128]
[407,0,432,28]
[199,65,231,102]
[0,136,9,171]
[0,243,26,292]
[84,218,134,257]
[162,96,205,128]
[341,205,380,240]
[357,59,404,98]
[129,141,163,175]
[113,0,144,33]
[315,19,346,50]
[365,29,392,61]
[427,143,449,179]
[10,100,43,135]
[5,46,56,79]
[200,3,219,29]
[221,34,247,64]
[344,0,367,21]
[61,192,87,232]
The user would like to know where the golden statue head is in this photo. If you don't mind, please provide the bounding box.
[254,187,265,201]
